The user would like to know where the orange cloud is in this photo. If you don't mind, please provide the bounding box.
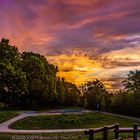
[1,0,140,91]
[47,45,140,90]
[47,52,102,85]
[101,46,140,63]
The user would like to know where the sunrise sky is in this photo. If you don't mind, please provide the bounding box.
[0,0,140,90]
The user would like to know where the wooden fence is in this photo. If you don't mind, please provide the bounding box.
[84,123,140,140]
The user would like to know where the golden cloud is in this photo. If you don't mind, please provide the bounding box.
[101,46,140,63]
[47,45,140,90]
[47,52,102,85]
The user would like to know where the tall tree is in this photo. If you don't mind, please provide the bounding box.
[123,70,140,92]
[82,79,110,109]
[64,81,80,106]
[56,77,65,105]
[122,70,140,116]
[21,52,47,107]
[0,38,20,68]
[0,39,27,108]
[21,52,59,107]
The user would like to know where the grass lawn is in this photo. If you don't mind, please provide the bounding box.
[0,132,87,140]
[10,112,140,130]
[0,111,19,123]
[0,132,135,140]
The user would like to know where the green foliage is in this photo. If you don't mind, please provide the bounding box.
[0,111,19,123]
[0,133,135,140]
[113,91,140,117]
[10,112,140,129]
[0,38,80,109]
[81,79,111,110]
[0,39,27,108]
[64,82,80,106]
[0,38,20,68]
[123,70,140,92]
[111,70,140,117]
[1,38,140,118]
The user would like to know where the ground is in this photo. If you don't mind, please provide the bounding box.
[0,109,140,140]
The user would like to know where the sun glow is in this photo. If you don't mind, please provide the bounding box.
[47,52,102,85]
[47,45,140,90]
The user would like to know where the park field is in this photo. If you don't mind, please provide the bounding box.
[0,132,136,140]
[0,110,140,140]
[0,111,19,123]
[10,112,140,129]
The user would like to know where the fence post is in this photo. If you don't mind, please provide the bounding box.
[89,129,94,140]
[103,126,108,140]
[133,123,138,140]
[115,123,119,139]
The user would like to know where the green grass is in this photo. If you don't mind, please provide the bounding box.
[10,112,140,130]
[0,132,87,140]
[0,111,19,123]
[0,132,135,140]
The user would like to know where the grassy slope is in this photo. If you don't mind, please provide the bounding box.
[10,112,140,129]
[0,111,19,123]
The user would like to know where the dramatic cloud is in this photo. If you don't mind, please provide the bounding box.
[0,0,140,90]
[47,47,140,90]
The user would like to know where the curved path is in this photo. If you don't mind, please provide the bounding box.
[0,109,140,133]
[0,109,90,133]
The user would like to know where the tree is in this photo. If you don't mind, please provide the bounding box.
[0,61,27,108]
[110,70,140,117]
[123,70,140,92]
[64,82,80,106]
[82,79,109,109]
[0,38,20,68]
[56,77,65,105]
[110,90,128,114]
[0,38,82,109]
[21,52,59,107]
[21,52,47,107]
[122,70,140,117]
[0,38,27,108]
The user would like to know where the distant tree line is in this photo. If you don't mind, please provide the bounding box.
[80,70,140,117]
[110,70,140,117]
[0,38,140,117]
